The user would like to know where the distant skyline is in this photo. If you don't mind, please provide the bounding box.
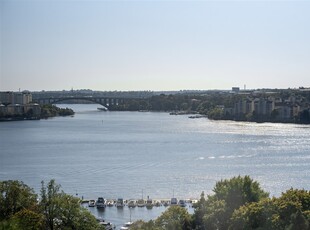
[1,0,310,92]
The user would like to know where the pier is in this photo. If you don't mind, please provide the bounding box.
[81,197,199,207]
[80,197,198,229]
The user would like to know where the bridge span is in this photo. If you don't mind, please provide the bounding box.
[32,96,127,107]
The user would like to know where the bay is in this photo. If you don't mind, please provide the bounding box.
[1,104,309,227]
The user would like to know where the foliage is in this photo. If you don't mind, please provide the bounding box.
[207,108,225,120]
[193,175,269,230]
[0,179,102,230]
[131,206,191,230]
[12,209,44,230]
[0,180,38,221]
[230,188,310,230]
[40,179,103,230]
[40,105,74,118]
[155,206,192,230]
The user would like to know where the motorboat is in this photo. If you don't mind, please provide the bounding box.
[170,197,178,206]
[88,199,95,207]
[97,107,108,111]
[178,199,186,207]
[96,218,115,230]
[146,199,153,209]
[120,222,133,230]
[116,198,124,208]
[106,200,114,207]
[137,199,145,207]
[100,221,115,230]
[128,200,136,208]
[154,200,161,207]
[96,197,106,209]
[163,201,169,207]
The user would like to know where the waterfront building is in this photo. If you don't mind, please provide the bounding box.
[0,91,14,105]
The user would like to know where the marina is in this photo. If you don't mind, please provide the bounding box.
[81,197,196,229]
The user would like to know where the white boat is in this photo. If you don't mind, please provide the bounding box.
[97,107,108,111]
[96,218,115,230]
[106,200,114,207]
[120,222,132,230]
[137,199,145,207]
[88,199,95,207]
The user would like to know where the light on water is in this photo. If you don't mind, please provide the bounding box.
[1,104,310,226]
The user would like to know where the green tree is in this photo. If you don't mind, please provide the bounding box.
[230,198,276,230]
[12,209,44,230]
[230,189,310,230]
[131,206,192,230]
[40,180,61,230]
[0,180,38,220]
[131,220,158,230]
[193,175,269,230]
[155,206,192,230]
[40,179,102,230]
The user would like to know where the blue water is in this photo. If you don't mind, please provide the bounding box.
[1,104,309,227]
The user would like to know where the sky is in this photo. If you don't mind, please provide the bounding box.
[1,0,310,91]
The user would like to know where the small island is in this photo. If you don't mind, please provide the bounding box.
[40,104,74,119]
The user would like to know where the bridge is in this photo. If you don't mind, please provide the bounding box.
[32,96,127,107]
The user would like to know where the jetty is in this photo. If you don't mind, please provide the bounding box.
[80,197,199,207]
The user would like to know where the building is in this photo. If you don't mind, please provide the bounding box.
[0,91,32,105]
[0,92,14,105]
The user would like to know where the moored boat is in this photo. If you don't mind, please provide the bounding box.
[96,197,106,209]
[137,199,145,207]
[88,199,95,207]
[146,199,153,209]
[120,222,132,230]
[116,198,124,208]
[170,197,178,206]
[178,199,186,207]
[128,200,136,208]
[97,107,108,111]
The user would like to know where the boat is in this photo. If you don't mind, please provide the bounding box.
[120,222,133,230]
[178,199,186,207]
[116,198,124,208]
[95,197,106,209]
[106,200,114,207]
[96,218,115,230]
[100,221,115,230]
[88,199,95,207]
[154,200,161,207]
[163,201,169,207]
[97,107,108,111]
[128,200,136,208]
[146,199,153,209]
[170,197,178,206]
[137,199,145,207]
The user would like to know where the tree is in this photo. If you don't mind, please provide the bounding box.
[230,198,276,230]
[230,189,310,230]
[12,209,44,230]
[131,206,191,230]
[0,180,38,220]
[40,179,103,230]
[155,206,192,230]
[193,175,269,230]
[40,179,61,230]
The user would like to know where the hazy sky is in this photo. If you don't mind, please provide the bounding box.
[1,0,310,91]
